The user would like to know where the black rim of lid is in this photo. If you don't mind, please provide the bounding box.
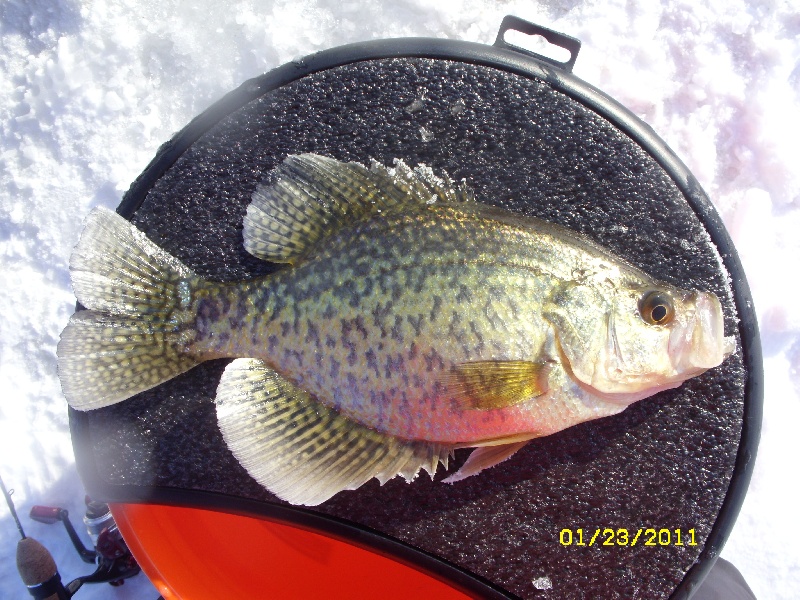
[79,18,761,600]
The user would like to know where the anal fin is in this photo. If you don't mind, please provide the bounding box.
[215,358,451,506]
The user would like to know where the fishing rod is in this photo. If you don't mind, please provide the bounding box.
[2,473,152,598]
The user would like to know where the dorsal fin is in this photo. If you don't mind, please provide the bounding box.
[242,153,474,264]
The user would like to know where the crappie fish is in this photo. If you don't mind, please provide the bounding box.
[58,154,735,505]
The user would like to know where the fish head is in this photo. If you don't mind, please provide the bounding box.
[545,281,736,405]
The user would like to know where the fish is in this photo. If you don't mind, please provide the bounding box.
[57,153,736,506]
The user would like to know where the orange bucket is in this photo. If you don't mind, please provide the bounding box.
[111,503,473,599]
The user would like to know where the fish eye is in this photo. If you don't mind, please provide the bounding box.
[638,291,675,325]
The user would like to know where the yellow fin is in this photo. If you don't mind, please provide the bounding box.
[443,360,550,410]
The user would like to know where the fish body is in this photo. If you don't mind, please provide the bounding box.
[58,154,734,505]
[190,203,643,443]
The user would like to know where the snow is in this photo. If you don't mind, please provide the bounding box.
[1,1,798,598]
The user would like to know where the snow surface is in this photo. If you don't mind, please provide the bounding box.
[1,1,798,598]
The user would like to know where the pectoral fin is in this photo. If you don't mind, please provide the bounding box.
[442,360,550,410]
[215,358,452,506]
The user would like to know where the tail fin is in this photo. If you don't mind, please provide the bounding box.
[58,208,200,411]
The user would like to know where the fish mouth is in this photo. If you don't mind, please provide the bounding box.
[670,291,735,373]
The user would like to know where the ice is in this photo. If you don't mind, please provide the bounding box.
[1,1,798,598]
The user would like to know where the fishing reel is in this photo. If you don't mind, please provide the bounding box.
[1,471,148,600]
[26,498,142,597]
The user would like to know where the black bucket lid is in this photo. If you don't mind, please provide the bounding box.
[70,16,762,599]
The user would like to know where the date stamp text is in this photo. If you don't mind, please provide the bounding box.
[559,528,698,547]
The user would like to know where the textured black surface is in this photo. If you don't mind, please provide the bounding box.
[73,57,746,599]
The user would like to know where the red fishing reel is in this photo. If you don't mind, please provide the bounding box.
[26,498,142,597]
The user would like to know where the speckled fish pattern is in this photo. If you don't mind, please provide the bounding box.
[189,201,592,442]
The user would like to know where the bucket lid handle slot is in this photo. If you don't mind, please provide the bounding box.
[494,16,581,73]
